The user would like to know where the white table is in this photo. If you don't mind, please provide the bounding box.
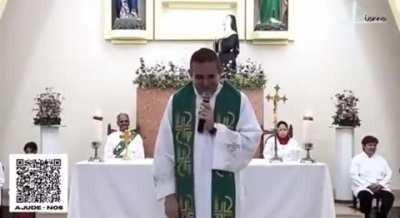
[68,159,335,218]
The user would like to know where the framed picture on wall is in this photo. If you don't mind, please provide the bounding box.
[246,0,295,43]
[104,0,153,43]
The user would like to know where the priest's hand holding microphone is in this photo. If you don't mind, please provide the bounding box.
[198,92,217,135]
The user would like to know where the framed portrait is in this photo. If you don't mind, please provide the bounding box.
[104,0,153,43]
[246,0,295,43]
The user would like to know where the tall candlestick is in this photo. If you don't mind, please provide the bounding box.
[302,110,314,144]
[93,109,103,143]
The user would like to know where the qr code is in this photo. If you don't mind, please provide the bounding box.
[9,154,68,213]
[16,158,62,203]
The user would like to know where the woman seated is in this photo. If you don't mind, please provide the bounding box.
[263,120,302,162]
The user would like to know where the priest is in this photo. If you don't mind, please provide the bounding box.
[104,113,144,160]
[153,48,261,218]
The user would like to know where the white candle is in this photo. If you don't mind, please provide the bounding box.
[92,109,103,143]
[302,110,314,144]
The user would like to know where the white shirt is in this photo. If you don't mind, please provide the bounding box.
[350,152,392,196]
[103,131,145,160]
[263,137,302,162]
[153,83,262,218]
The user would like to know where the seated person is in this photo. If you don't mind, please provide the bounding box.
[24,141,38,154]
[263,120,302,162]
[104,113,144,160]
[350,135,394,218]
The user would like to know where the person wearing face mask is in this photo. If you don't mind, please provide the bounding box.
[350,135,394,218]
[103,113,145,160]
[153,48,261,218]
[263,120,302,162]
[213,14,239,75]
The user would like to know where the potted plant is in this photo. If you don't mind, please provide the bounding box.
[332,90,361,127]
[33,87,64,153]
[33,87,64,126]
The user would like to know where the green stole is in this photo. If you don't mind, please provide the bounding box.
[112,129,137,158]
[260,0,281,24]
[172,81,241,218]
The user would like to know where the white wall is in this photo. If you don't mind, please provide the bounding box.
[0,0,399,190]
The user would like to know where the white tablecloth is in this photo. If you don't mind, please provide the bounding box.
[68,159,335,218]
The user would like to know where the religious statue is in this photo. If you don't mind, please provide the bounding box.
[113,0,144,30]
[119,0,138,18]
[213,15,240,77]
[255,0,288,31]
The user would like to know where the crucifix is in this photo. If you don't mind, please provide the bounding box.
[121,130,133,160]
[265,84,287,162]
[266,84,288,126]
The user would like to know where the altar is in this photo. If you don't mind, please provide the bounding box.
[68,159,335,218]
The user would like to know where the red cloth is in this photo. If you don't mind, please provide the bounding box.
[15,213,36,218]
[277,136,289,145]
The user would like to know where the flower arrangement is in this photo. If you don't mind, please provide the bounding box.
[133,58,190,89]
[332,90,361,127]
[133,58,267,89]
[224,59,266,89]
[33,87,64,126]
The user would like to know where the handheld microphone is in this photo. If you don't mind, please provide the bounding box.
[197,91,211,133]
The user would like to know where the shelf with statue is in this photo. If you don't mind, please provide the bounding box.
[104,0,153,43]
[246,0,294,44]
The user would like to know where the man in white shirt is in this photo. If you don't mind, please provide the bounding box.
[350,135,394,218]
[104,113,145,160]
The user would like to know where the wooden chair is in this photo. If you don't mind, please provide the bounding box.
[352,194,380,216]
[107,123,117,136]
[258,124,293,158]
